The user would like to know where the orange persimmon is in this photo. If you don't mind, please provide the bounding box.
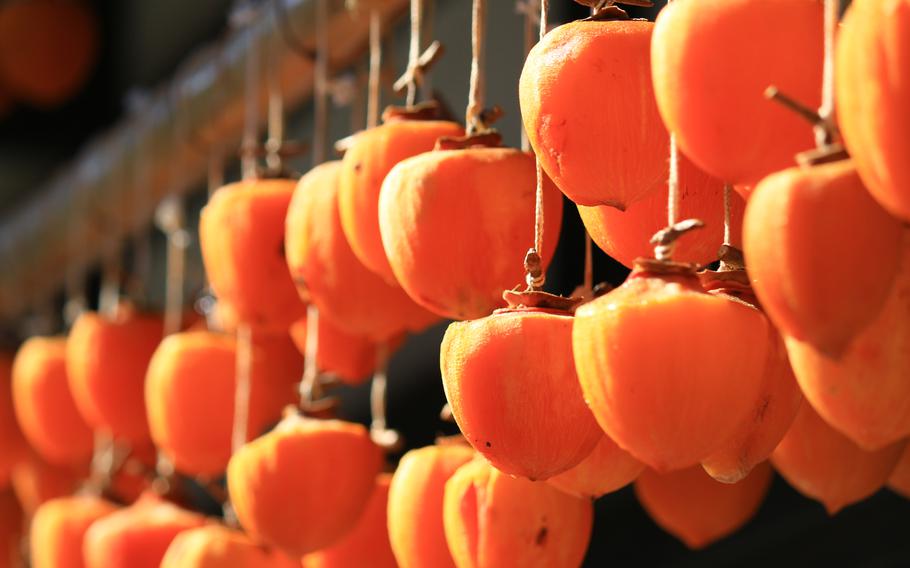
[379,148,563,320]
[285,161,437,341]
[160,525,298,568]
[66,307,164,444]
[10,456,86,516]
[520,19,666,209]
[0,354,28,486]
[635,462,772,549]
[443,459,593,568]
[547,434,644,500]
[441,302,602,480]
[145,330,301,477]
[11,337,93,466]
[31,495,119,568]
[744,159,903,357]
[836,0,910,222]
[339,119,464,283]
[651,0,823,184]
[302,474,397,568]
[771,402,906,514]
[200,178,306,332]
[226,414,383,557]
[387,444,475,568]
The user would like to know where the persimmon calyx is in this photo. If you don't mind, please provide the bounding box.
[717,244,746,272]
[435,130,503,150]
[575,0,654,21]
[499,289,584,314]
[764,85,849,166]
[650,218,705,261]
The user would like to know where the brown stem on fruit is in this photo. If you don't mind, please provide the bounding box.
[523,247,546,290]
[501,289,584,313]
[764,86,847,166]
[650,218,704,262]
[383,99,450,123]
[717,244,746,272]
[435,130,503,150]
[575,0,653,21]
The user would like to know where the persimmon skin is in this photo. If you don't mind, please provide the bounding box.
[285,161,437,341]
[0,355,28,486]
[635,462,772,549]
[200,178,306,332]
[11,337,93,466]
[770,402,906,514]
[579,155,744,268]
[303,474,397,568]
[784,236,910,451]
[387,445,475,568]
[520,20,666,209]
[888,444,910,499]
[10,456,85,516]
[145,330,301,477]
[66,308,163,444]
[31,496,119,568]
[82,494,207,568]
[160,525,299,568]
[227,415,383,557]
[441,309,601,481]
[744,160,903,357]
[443,459,593,568]
[836,0,910,222]
[379,148,563,320]
[547,434,643,500]
[651,0,823,185]
[339,120,465,283]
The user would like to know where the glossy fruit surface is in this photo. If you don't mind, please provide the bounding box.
[160,524,299,568]
[31,495,119,568]
[547,434,644,499]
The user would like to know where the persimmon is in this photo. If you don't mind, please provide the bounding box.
[379,148,563,320]
[285,161,437,341]
[339,119,465,283]
[0,0,98,108]
[303,474,397,568]
[743,160,903,357]
[441,296,601,480]
[519,19,666,209]
[160,525,298,568]
[289,315,391,386]
[651,0,823,184]
[836,0,910,222]
[11,337,93,466]
[635,462,772,549]
[0,355,28,486]
[443,459,593,568]
[66,307,163,444]
[0,490,22,568]
[31,495,119,568]
[888,445,910,499]
[200,178,306,332]
[10,456,85,516]
[227,413,383,557]
[547,434,643,500]
[771,402,906,514]
[579,155,744,268]
[83,493,207,568]
[387,444,475,568]
[573,261,768,472]
[784,236,910,450]
[145,330,301,477]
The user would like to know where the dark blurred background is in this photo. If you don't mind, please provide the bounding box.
[1,0,907,566]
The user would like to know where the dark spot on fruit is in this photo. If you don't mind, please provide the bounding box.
[536,526,548,546]
[485,441,491,448]
[354,163,363,172]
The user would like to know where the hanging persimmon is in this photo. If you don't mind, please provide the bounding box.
[10,455,86,516]
[83,493,207,568]
[743,159,903,357]
[888,445,910,499]
[578,154,744,268]
[379,147,563,320]
[573,259,768,472]
[519,18,666,209]
[302,474,397,568]
[11,337,93,466]
[441,293,602,480]
[285,161,438,340]
[699,271,803,484]
[339,117,465,283]
[160,525,298,568]
[0,0,98,108]
[226,413,383,557]
[0,354,28,486]
[30,495,119,568]
[836,0,910,222]
[651,0,823,185]
[784,235,910,451]
[635,462,772,549]
[387,444,475,568]
[771,402,906,514]
[289,315,396,386]
[145,330,301,477]
[443,459,593,568]
[66,306,164,444]
[200,178,306,332]
[547,434,643,500]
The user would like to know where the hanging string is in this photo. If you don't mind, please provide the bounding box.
[367,10,382,129]
[524,0,548,290]
[817,0,837,147]
[406,0,422,107]
[312,0,329,165]
[231,324,253,454]
[241,26,260,180]
[370,342,390,438]
[158,196,188,338]
[298,304,321,408]
[265,36,284,173]
[667,134,679,227]
[421,0,435,99]
[465,0,487,134]
[722,183,732,246]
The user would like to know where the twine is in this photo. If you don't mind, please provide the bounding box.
[525,0,548,290]
[367,10,382,129]
[313,0,329,165]
[231,324,253,454]
[465,0,487,134]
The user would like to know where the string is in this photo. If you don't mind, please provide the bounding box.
[407,0,421,107]
[370,342,390,435]
[298,304,321,407]
[231,324,253,454]
[422,0,435,99]
[465,0,487,134]
[722,183,732,246]
[312,0,329,165]
[524,0,547,290]
[266,39,284,173]
[241,26,260,181]
[817,0,837,147]
[367,10,381,129]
